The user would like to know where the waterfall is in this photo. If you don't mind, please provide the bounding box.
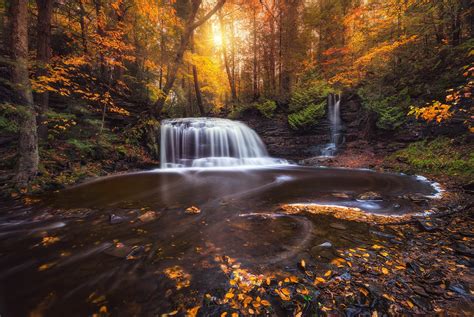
[160,118,288,168]
[320,94,342,157]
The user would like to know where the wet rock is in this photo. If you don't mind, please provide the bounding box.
[370,230,397,239]
[138,211,159,222]
[310,245,336,260]
[406,261,423,276]
[330,223,347,230]
[454,243,474,258]
[417,219,440,232]
[185,206,201,215]
[318,241,332,248]
[331,193,352,199]
[405,194,428,204]
[448,282,470,296]
[104,243,145,260]
[104,243,134,258]
[109,213,128,224]
[410,296,433,311]
[357,192,382,200]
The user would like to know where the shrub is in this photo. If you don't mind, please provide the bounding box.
[67,139,95,156]
[358,86,411,130]
[256,100,277,118]
[289,80,334,113]
[288,101,326,131]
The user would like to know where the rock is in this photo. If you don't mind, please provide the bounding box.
[318,241,332,248]
[330,222,347,230]
[109,213,128,224]
[185,206,201,215]
[370,230,397,239]
[104,243,133,258]
[454,243,474,258]
[332,193,352,199]
[138,211,159,222]
[447,282,469,296]
[417,219,440,232]
[357,192,382,200]
[104,243,145,260]
[410,295,433,311]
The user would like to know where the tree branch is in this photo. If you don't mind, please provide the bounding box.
[191,0,226,30]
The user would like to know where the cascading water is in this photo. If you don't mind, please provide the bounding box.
[320,94,343,157]
[160,118,288,168]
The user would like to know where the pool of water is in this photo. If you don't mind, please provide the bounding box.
[0,166,440,316]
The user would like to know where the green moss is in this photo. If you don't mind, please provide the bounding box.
[289,81,334,113]
[288,101,326,131]
[358,87,409,130]
[256,100,277,118]
[388,137,474,179]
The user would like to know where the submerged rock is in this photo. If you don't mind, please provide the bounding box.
[185,206,201,215]
[330,222,347,230]
[357,192,382,200]
[138,211,159,222]
[109,213,128,224]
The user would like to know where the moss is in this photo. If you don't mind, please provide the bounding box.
[388,137,474,179]
[288,101,326,131]
[256,100,277,118]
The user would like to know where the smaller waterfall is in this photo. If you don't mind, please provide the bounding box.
[320,94,343,157]
[160,118,288,168]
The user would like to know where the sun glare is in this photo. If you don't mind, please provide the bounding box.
[213,33,223,47]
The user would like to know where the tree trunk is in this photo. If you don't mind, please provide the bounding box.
[252,5,259,101]
[152,0,226,118]
[79,0,88,53]
[190,32,205,116]
[280,0,300,103]
[9,0,39,186]
[218,10,237,102]
[36,0,53,142]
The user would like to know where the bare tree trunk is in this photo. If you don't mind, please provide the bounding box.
[152,0,226,118]
[280,0,300,103]
[36,0,53,141]
[252,5,259,101]
[190,32,205,116]
[79,0,88,53]
[9,0,39,186]
[218,10,237,102]
[94,0,106,79]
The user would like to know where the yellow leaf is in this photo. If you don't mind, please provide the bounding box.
[381,267,389,275]
[186,306,200,317]
[406,300,414,309]
[300,259,306,268]
[225,292,234,299]
[281,288,290,296]
[314,277,326,284]
[289,275,298,283]
[261,299,270,306]
[220,313,227,317]
[372,244,383,250]
[324,270,332,277]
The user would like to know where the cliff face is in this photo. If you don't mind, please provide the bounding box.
[241,95,372,160]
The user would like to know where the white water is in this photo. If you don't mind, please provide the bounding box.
[160,118,288,168]
[320,94,343,157]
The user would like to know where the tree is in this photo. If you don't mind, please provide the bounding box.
[8,0,39,185]
[152,0,226,117]
[36,0,54,141]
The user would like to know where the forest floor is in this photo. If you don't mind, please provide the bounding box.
[291,139,474,315]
